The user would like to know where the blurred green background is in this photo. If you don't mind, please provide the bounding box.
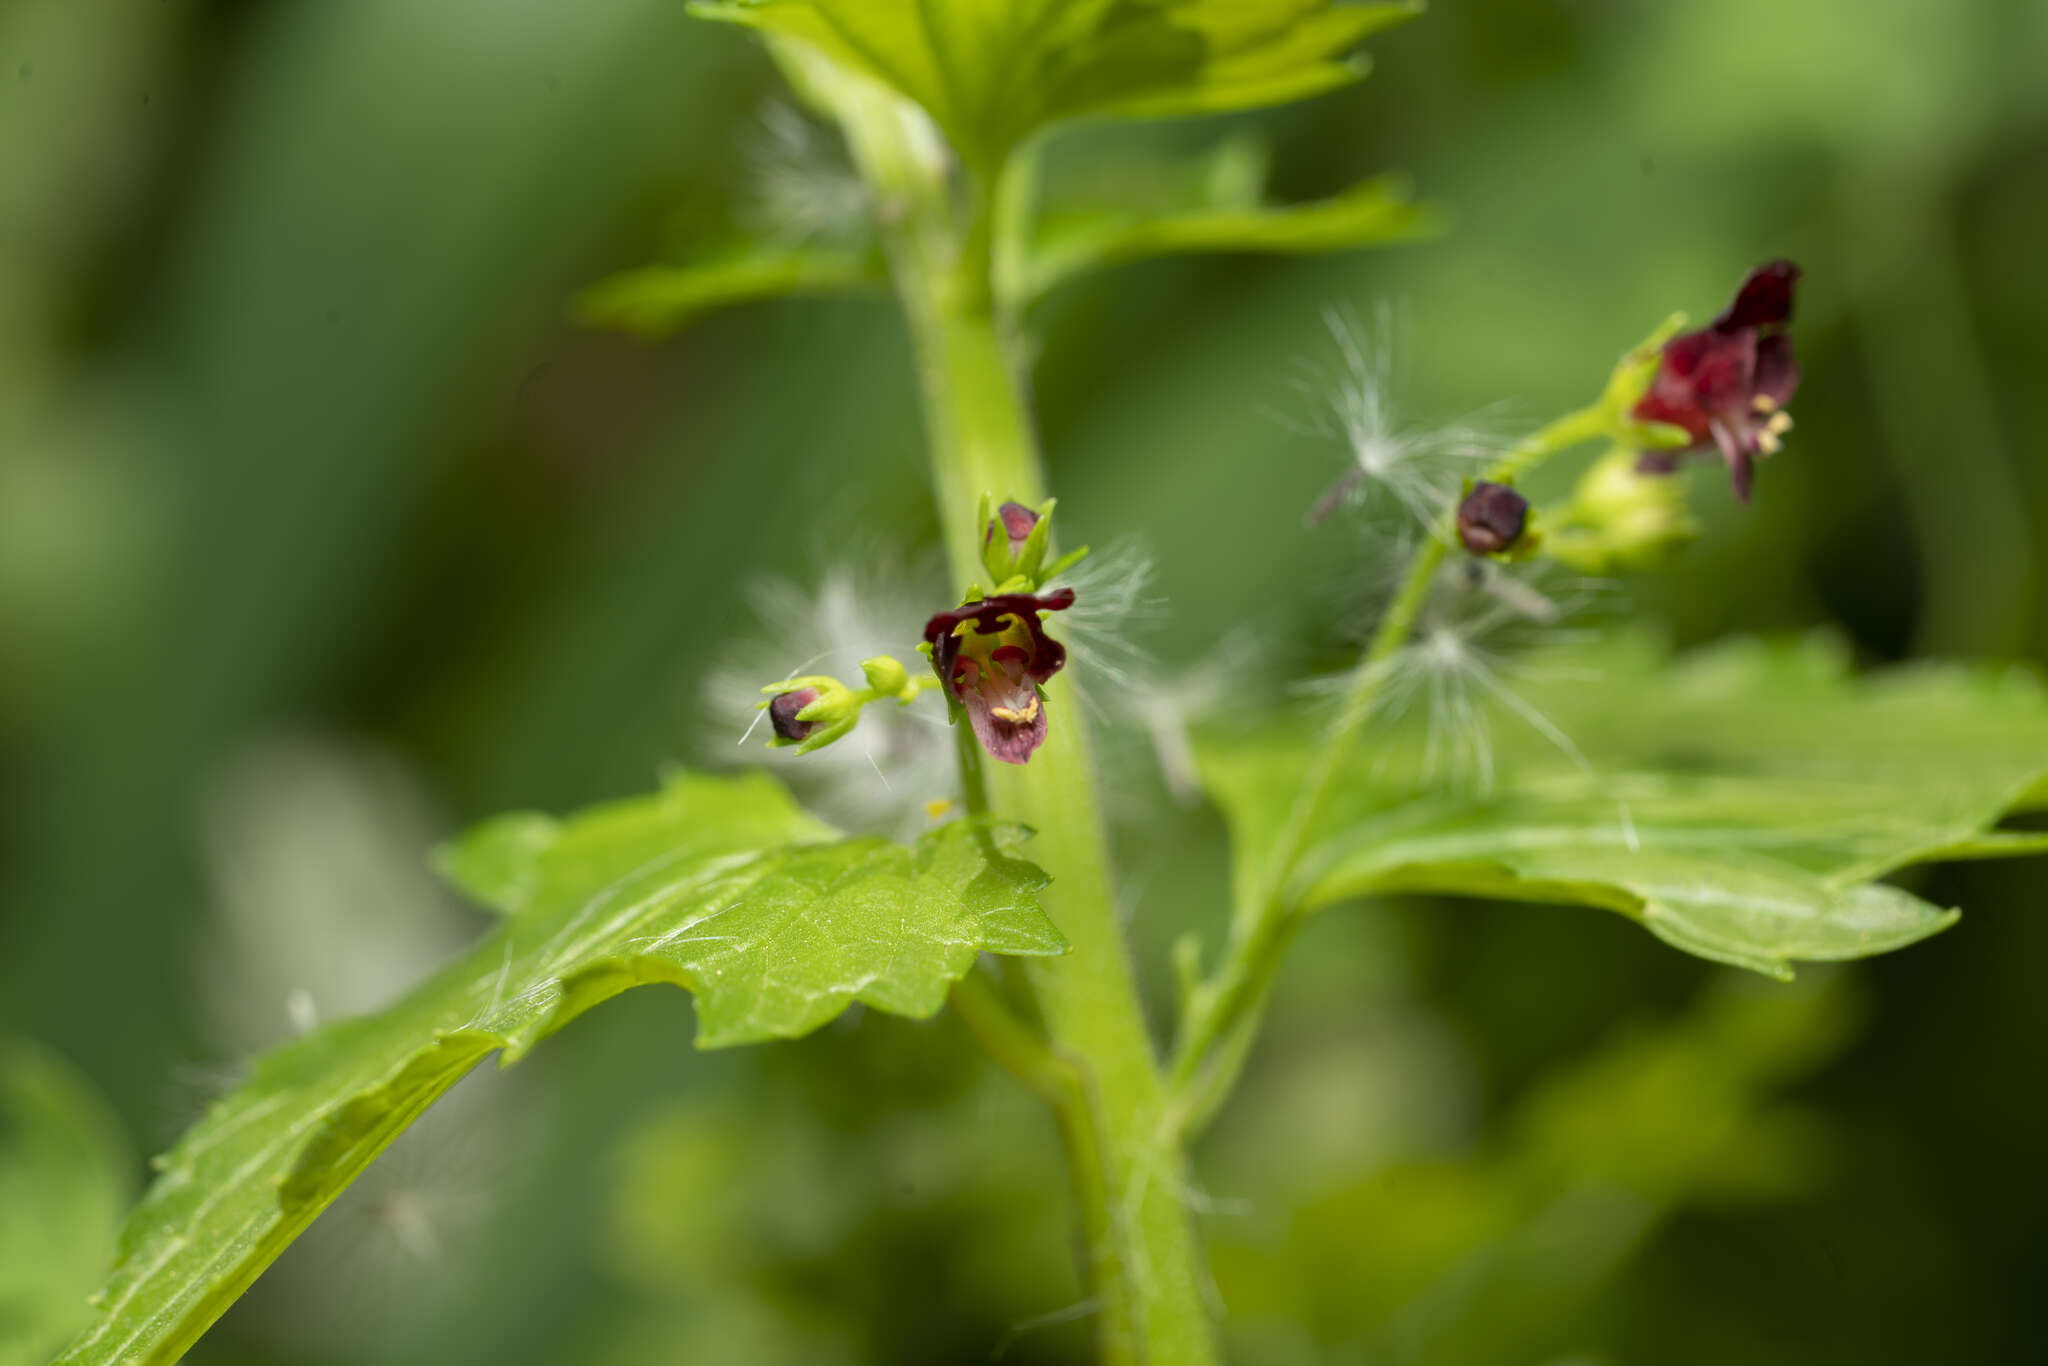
[3,1,2046,1363]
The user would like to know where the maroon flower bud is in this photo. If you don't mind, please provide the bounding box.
[1631,260,1801,502]
[986,500,1040,560]
[767,687,821,743]
[922,589,1075,765]
[1457,481,1529,555]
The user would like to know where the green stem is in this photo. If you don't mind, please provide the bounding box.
[1167,404,1607,1132]
[953,715,993,819]
[834,81,1217,1365]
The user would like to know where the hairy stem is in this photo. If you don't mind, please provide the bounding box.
[1168,404,1607,1132]
[834,78,1218,1365]
[953,713,993,817]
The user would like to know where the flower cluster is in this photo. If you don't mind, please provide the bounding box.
[1512,261,1800,572]
[926,498,1085,765]
[756,499,1083,769]
[750,264,1804,780]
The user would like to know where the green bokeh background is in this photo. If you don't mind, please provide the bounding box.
[3,2,2045,1362]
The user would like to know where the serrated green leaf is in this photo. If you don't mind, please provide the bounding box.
[577,245,882,337]
[0,1041,132,1366]
[1197,633,2048,977]
[55,771,1061,1366]
[693,0,1423,171]
[1023,170,1431,302]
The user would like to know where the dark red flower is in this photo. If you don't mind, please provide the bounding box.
[1631,260,1801,502]
[922,589,1075,765]
[768,687,822,742]
[1457,482,1529,555]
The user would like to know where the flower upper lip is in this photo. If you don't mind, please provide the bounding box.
[922,589,1076,684]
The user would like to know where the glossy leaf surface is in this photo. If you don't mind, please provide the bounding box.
[56,773,1061,1366]
[1198,634,2048,976]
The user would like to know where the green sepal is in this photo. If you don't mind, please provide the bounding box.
[1593,310,1687,440]
[1015,497,1057,581]
[1539,446,1701,574]
[978,495,1062,586]
[758,675,862,751]
[1040,546,1090,584]
[1503,505,1544,563]
[791,717,857,754]
[1623,418,1696,452]
[760,674,856,709]
[975,492,999,582]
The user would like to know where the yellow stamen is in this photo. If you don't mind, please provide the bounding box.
[1757,429,1782,456]
[1767,411,1793,435]
[924,798,954,821]
[1751,393,1779,414]
[990,696,1041,725]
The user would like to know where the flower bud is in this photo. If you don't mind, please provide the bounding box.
[1457,481,1529,556]
[980,495,1072,587]
[860,654,911,697]
[768,687,822,742]
[988,501,1038,558]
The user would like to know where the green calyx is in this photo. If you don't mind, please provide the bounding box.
[976,493,1088,591]
[1539,446,1701,573]
[1596,310,1694,451]
[1519,311,1699,573]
